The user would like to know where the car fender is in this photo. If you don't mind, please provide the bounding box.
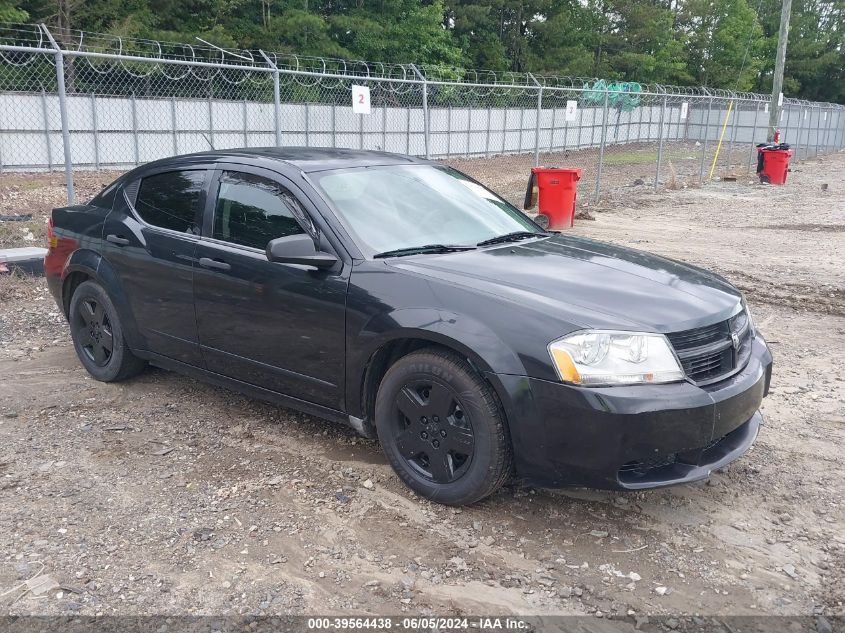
[63,249,145,352]
[347,307,528,420]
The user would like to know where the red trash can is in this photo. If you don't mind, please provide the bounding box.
[525,167,582,229]
[758,148,793,185]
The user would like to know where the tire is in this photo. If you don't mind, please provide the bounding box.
[375,349,512,505]
[68,280,146,382]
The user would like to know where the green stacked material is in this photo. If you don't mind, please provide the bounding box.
[581,80,643,111]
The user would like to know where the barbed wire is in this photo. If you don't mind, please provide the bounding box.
[1,21,843,108]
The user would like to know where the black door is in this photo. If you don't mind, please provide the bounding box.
[102,168,210,365]
[193,167,349,410]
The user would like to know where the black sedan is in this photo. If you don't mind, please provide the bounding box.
[45,148,773,505]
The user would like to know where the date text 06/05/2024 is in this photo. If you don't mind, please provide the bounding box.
[306,617,530,630]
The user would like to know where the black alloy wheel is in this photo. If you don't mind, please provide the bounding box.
[392,379,475,484]
[69,280,146,382]
[75,297,114,366]
[375,349,513,505]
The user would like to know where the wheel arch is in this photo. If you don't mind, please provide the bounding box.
[352,314,525,437]
[62,250,144,351]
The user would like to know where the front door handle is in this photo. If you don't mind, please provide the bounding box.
[198,257,231,272]
[106,234,130,246]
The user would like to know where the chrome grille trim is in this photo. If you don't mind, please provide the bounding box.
[666,309,752,385]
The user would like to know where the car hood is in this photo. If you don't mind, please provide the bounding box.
[387,234,742,333]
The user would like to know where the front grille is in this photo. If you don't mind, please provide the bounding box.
[666,310,752,385]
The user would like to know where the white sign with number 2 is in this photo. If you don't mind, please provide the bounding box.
[352,85,371,114]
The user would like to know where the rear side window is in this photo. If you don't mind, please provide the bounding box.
[135,170,205,234]
[89,179,119,209]
[213,172,305,249]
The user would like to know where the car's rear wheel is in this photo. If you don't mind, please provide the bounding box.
[375,349,512,505]
[69,280,145,382]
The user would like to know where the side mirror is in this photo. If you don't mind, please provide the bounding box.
[266,234,338,269]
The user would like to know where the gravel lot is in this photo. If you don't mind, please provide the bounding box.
[0,154,843,625]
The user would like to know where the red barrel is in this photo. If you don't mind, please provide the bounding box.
[531,167,582,229]
[758,148,793,185]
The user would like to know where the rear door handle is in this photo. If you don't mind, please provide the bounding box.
[198,257,231,272]
[106,234,130,246]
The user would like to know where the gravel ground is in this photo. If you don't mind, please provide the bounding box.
[0,153,843,625]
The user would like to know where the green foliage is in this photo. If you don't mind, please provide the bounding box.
[0,1,28,22]
[11,0,842,102]
[753,0,845,102]
[681,0,765,90]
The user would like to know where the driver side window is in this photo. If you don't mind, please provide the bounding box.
[213,172,306,249]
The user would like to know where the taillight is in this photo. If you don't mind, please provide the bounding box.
[46,216,57,249]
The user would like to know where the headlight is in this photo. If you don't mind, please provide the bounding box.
[548,330,685,386]
[739,298,754,336]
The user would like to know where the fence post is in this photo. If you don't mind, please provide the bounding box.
[259,51,282,147]
[447,105,452,157]
[40,89,53,171]
[820,107,828,154]
[406,106,411,154]
[655,95,667,191]
[41,25,75,204]
[304,102,311,147]
[824,107,833,153]
[242,99,249,147]
[747,101,760,173]
[381,101,386,153]
[131,92,140,165]
[502,108,508,154]
[332,102,337,149]
[409,64,430,160]
[726,99,738,171]
[815,105,821,157]
[90,93,100,170]
[796,107,804,161]
[484,105,491,158]
[699,96,713,183]
[207,95,214,150]
[594,89,609,203]
[170,97,178,155]
[529,73,543,167]
[466,102,472,158]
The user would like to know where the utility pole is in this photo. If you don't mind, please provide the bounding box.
[767,0,792,141]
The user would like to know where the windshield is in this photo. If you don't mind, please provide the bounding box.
[311,165,543,256]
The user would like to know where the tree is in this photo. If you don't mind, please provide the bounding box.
[606,0,692,84]
[681,0,765,90]
[0,1,29,21]
[328,0,463,65]
[754,0,845,102]
[525,0,604,77]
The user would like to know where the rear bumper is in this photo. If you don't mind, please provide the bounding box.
[490,333,772,490]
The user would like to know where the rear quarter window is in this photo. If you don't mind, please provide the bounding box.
[89,180,120,209]
[134,170,205,234]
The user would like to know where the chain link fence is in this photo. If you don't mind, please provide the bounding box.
[2,23,844,206]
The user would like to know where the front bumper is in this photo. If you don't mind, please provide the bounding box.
[490,334,773,490]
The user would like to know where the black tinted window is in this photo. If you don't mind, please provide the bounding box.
[135,170,205,233]
[213,172,305,249]
[90,179,120,209]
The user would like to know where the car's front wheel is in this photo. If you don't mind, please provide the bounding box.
[375,349,512,505]
[69,280,146,382]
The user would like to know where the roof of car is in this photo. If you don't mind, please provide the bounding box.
[145,147,431,174]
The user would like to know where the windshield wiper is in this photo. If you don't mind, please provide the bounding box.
[476,231,548,247]
[373,244,477,259]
